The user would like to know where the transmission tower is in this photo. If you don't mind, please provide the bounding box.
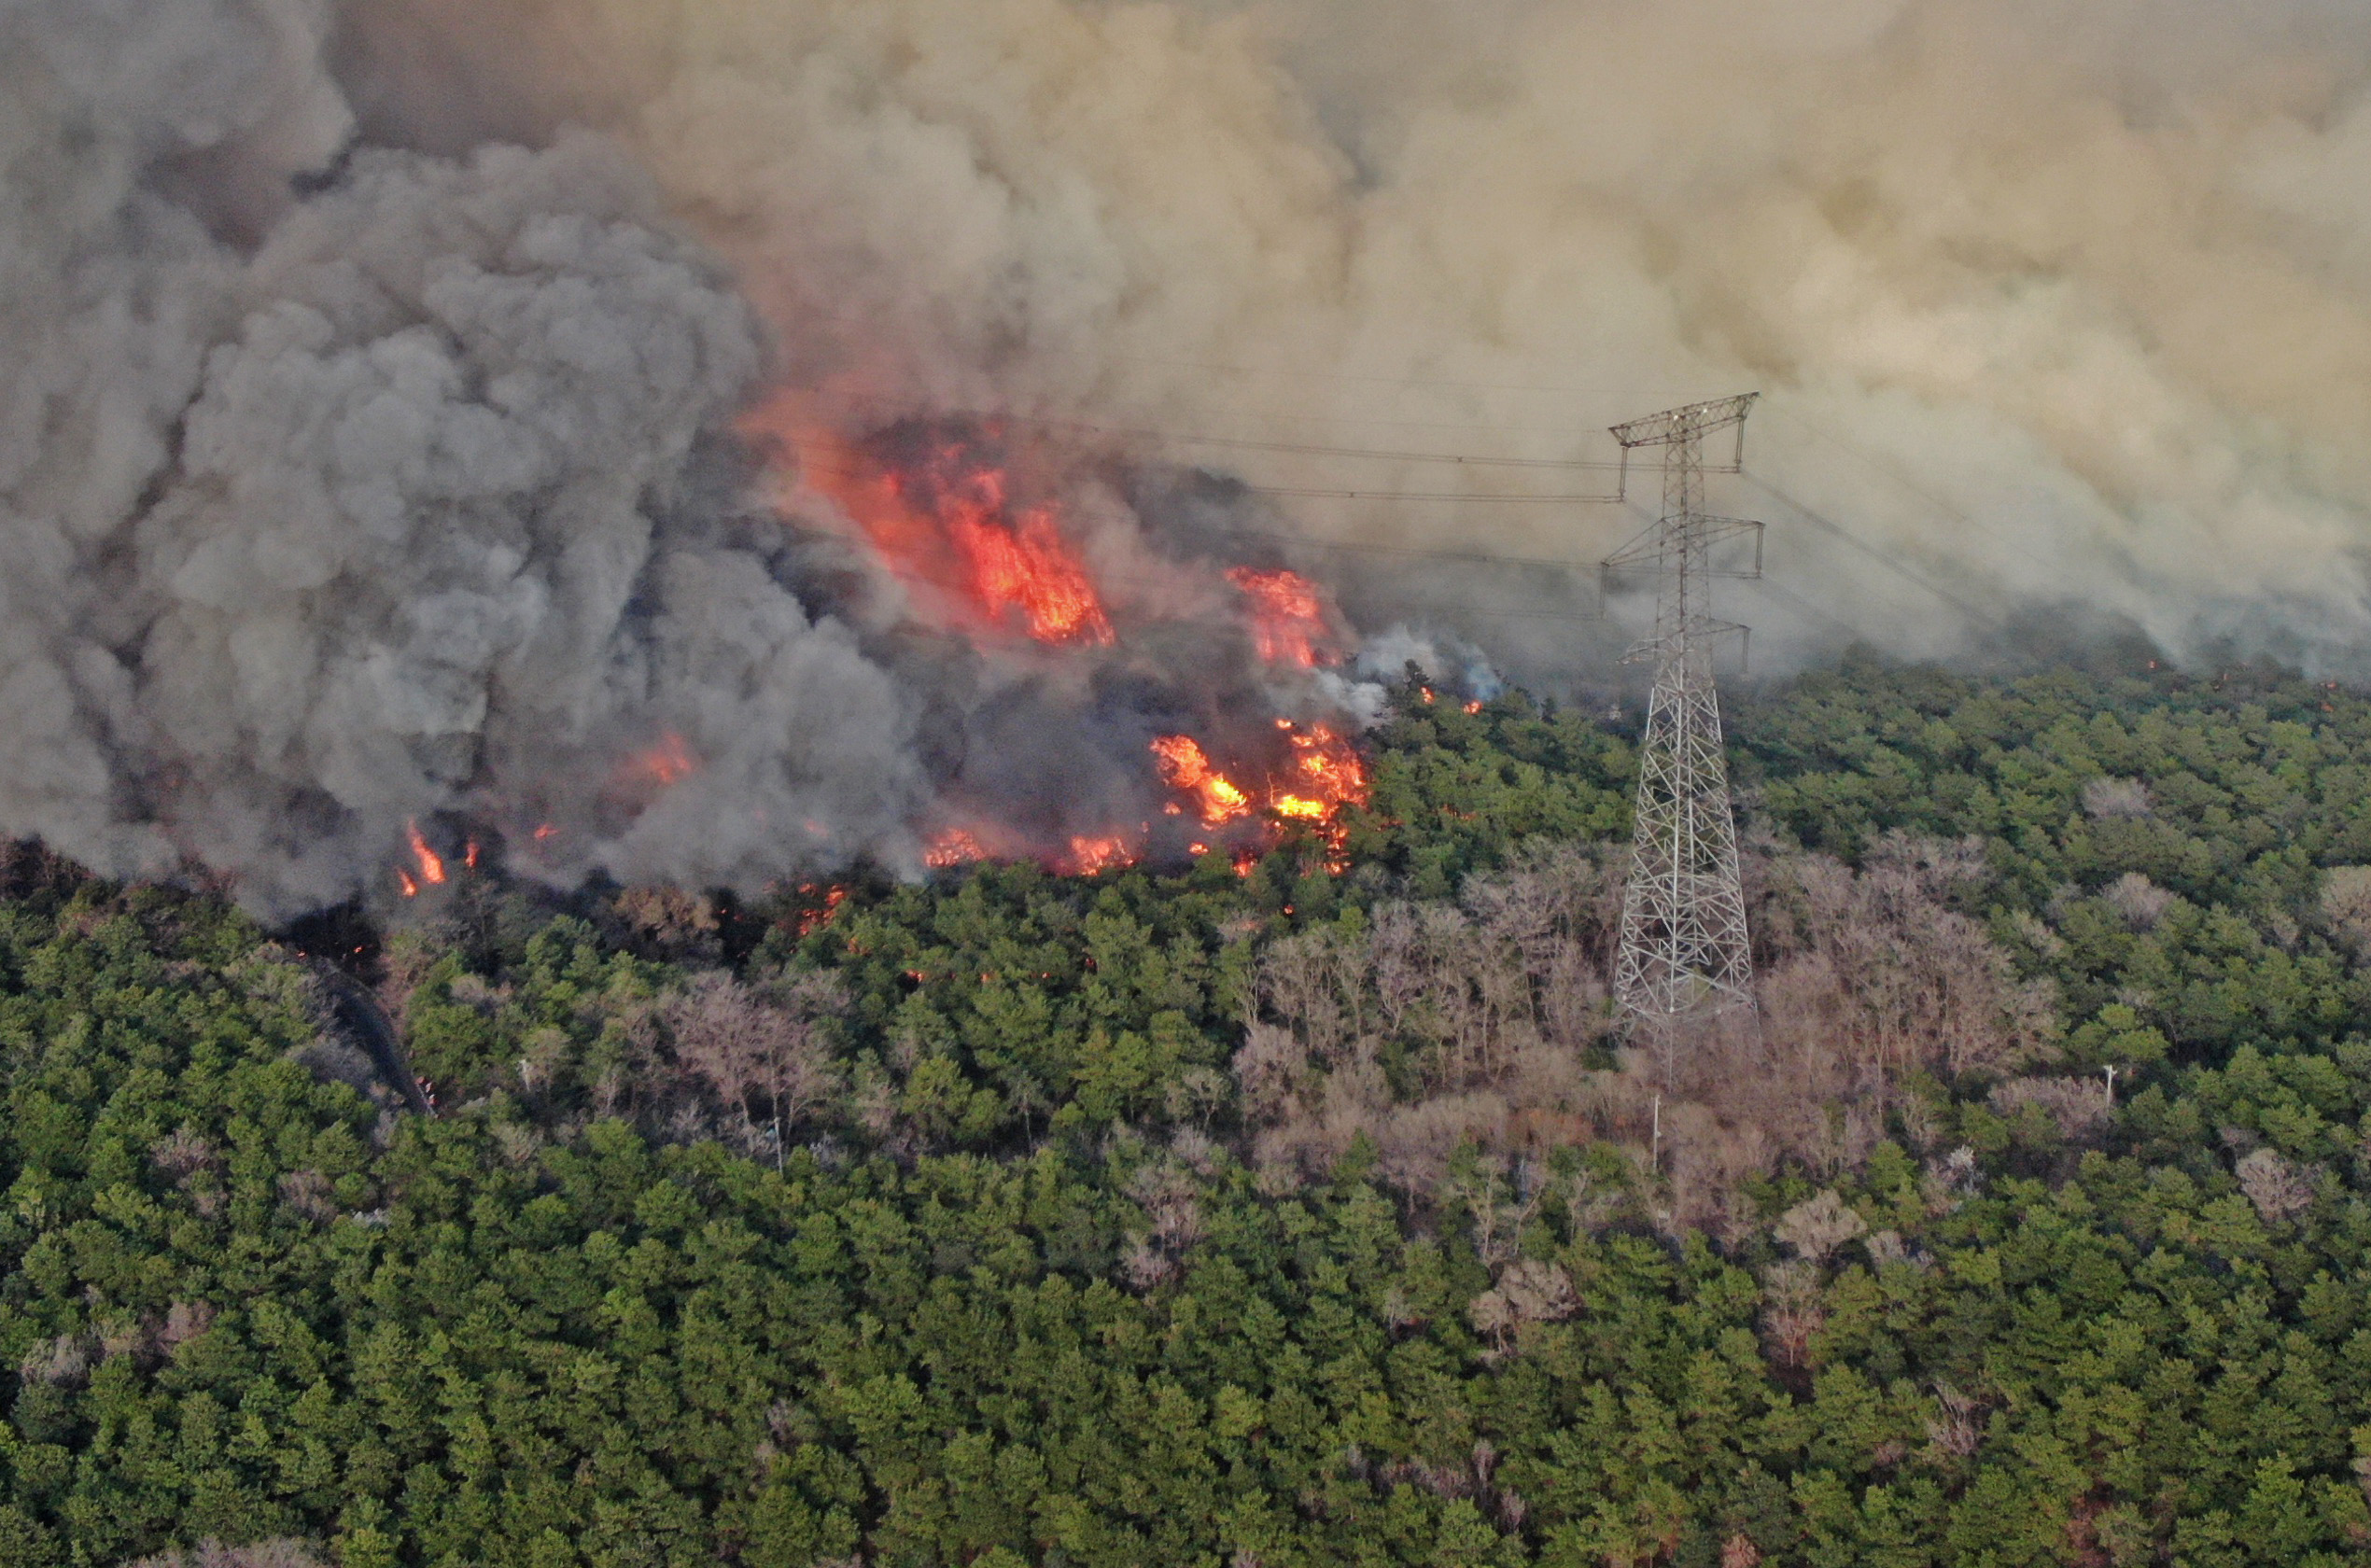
[1602,394,1762,1029]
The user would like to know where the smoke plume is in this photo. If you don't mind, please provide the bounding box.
[8,0,2371,912]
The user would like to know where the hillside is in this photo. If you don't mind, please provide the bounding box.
[7,657,2371,1567]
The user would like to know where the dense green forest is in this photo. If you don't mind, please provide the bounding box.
[11,656,2371,1567]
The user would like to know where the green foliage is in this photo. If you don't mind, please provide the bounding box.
[11,662,2371,1564]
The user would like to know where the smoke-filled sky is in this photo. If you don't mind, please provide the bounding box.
[7,0,2371,913]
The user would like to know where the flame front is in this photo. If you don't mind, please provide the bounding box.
[1227,567,1335,666]
[1150,735,1252,825]
[1272,723,1367,819]
[779,415,1114,648]
[926,827,988,868]
[1067,834,1137,875]
[405,820,442,882]
[955,500,1114,645]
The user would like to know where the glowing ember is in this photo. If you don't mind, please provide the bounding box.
[1067,834,1137,875]
[1151,735,1252,825]
[533,823,557,842]
[464,841,480,870]
[1227,567,1335,666]
[793,885,850,937]
[406,820,446,888]
[630,733,698,787]
[926,828,988,868]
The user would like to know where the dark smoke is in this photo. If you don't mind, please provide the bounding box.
[11,0,2371,916]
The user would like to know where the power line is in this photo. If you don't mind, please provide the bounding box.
[1180,524,1598,574]
[784,399,1620,469]
[1229,483,1622,503]
[778,488,1602,627]
[1740,471,2005,631]
[795,453,1620,510]
[1108,352,1695,404]
[1760,404,2052,573]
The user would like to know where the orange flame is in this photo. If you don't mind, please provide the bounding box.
[397,869,418,899]
[629,733,698,787]
[1271,723,1368,870]
[1067,834,1137,875]
[406,820,446,888]
[926,828,987,868]
[533,823,557,842]
[1227,567,1334,666]
[956,501,1113,645]
[793,884,850,937]
[1151,735,1252,825]
[779,417,1114,647]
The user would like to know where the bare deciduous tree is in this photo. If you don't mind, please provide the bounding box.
[2236,1146,2318,1224]
[127,1543,329,1568]
[2081,777,2153,819]
[664,970,844,1164]
[1774,1190,1867,1264]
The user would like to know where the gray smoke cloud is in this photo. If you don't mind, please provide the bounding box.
[14,0,2371,913]
[340,0,2371,673]
[2,0,927,917]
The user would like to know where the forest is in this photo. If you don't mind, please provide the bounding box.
[8,654,2371,1567]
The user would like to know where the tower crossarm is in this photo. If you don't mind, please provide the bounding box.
[1607,393,1760,450]
[1602,515,1764,573]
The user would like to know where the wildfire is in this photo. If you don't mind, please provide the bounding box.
[1150,735,1252,825]
[1280,723,1367,813]
[792,884,850,937]
[780,417,1115,648]
[629,733,698,787]
[1268,723,1369,870]
[926,827,988,868]
[1067,834,1137,875]
[956,499,1113,645]
[1227,567,1335,666]
[400,820,446,898]
[1151,721,1370,869]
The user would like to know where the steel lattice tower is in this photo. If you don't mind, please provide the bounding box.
[1603,395,1762,1027]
